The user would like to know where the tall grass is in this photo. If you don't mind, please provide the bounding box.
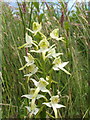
[1,1,89,118]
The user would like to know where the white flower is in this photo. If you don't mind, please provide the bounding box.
[43,95,65,118]
[46,47,63,58]
[25,33,38,48]
[19,53,35,70]
[31,78,51,97]
[50,29,64,42]
[21,88,47,100]
[52,57,71,75]
[18,33,38,49]
[25,106,39,116]
[26,22,42,35]
[30,39,55,60]
[24,64,38,77]
[24,53,34,66]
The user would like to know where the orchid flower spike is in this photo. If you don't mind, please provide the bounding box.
[43,95,65,118]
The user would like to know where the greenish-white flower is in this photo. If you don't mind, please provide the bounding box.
[46,47,63,58]
[43,95,65,118]
[31,39,50,53]
[24,53,34,66]
[25,33,38,48]
[52,57,71,75]
[50,29,64,41]
[30,39,55,60]
[19,53,34,71]
[25,105,39,116]
[21,88,47,100]
[39,39,49,51]
[31,78,51,97]
[18,33,38,49]
[24,64,38,77]
[26,22,42,35]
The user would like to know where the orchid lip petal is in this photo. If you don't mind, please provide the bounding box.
[59,67,71,75]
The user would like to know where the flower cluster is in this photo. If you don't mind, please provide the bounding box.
[19,22,71,118]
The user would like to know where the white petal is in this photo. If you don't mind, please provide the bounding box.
[34,108,39,115]
[26,62,34,66]
[26,33,32,44]
[21,94,32,99]
[52,65,59,71]
[36,94,46,100]
[42,102,51,107]
[53,104,66,108]
[24,56,29,63]
[30,78,38,87]
[26,28,35,33]
[30,49,41,53]
[33,67,38,74]
[25,106,31,112]
[52,53,63,58]
[59,62,69,68]
[24,73,32,77]
[41,88,51,96]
